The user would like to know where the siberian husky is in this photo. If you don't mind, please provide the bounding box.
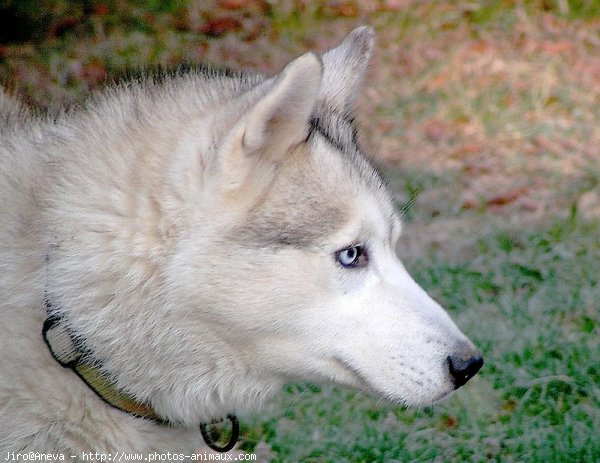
[0,27,482,455]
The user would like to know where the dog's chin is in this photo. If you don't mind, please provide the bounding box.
[369,386,455,409]
[385,383,457,408]
[429,387,456,404]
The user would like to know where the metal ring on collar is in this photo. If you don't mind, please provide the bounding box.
[200,414,240,453]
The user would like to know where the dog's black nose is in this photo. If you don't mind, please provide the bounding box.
[447,353,483,389]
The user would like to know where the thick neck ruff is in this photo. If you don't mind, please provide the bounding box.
[42,299,239,453]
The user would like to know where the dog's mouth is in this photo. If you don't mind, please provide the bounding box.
[330,356,371,390]
[331,356,409,403]
[331,356,457,407]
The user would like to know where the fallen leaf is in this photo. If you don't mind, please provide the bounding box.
[486,187,529,207]
[324,1,360,17]
[217,0,269,14]
[201,16,242,37]
[94,4,109,16]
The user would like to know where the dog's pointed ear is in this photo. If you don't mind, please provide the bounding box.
[218,52,322,193]
[242,52,322,154]
[321,26,375,115]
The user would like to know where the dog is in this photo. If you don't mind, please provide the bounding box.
[0,27,482,455]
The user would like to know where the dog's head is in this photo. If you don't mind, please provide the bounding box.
[48,27,482,425]
[154,27,482,423]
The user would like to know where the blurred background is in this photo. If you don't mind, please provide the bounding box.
[1,1,598,461]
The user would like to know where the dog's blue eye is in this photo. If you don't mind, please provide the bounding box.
[336,245,367,268]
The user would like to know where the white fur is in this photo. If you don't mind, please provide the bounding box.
[0,27,479,455]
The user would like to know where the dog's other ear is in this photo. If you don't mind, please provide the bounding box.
[321,26,375,115]
[218,52,322,194]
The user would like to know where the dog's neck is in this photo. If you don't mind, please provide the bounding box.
[42,309,165,422]
[42,298,239,453]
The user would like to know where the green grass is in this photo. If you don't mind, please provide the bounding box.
[240,213,599,462]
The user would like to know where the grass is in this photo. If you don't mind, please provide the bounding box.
[1,1,599,461]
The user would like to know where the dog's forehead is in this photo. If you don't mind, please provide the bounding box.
[237,110,397,248]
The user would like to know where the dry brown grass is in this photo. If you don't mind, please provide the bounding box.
[367,3,600,221]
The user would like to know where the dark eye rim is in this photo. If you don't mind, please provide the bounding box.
[335,244,368,269]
